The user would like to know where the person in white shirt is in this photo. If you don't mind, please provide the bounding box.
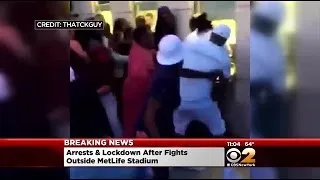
[251,1,286,138]
[174,24,231,137]
[250,2,285,96]
[250,1,285,179]
[186,13,233,58]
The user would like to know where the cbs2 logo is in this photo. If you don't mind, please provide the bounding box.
[226,148,256,163]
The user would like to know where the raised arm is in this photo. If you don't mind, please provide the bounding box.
[111,51,129,64]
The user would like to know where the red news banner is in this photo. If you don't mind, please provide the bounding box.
[0,138,319,167]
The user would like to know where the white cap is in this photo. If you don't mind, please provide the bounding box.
[253,1,285,23]
[212,24,231,39]
[157,35,183,65]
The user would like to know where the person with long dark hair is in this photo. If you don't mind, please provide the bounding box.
[70,40,114,138]
[154,6,177,48]
[111,18,131,52]
[70,41,141,179]
[74,20,124,138]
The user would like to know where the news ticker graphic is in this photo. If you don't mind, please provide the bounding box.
[1,138,320,167]
[34,20,104,30]
[64,147,223,167]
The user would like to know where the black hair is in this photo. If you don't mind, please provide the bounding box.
[135,16,146,27]
[194,13,212,33]
[74,30,103,51]
[133,26,149,44]
[185,120,214,137]
[189,17,197,32]
[123,27,133,40]
[154,6,176,48]
[113,18,128,33]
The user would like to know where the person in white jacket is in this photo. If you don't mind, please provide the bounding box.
[250,1,285,179]
[250,1,285,96]
[250,1,286,139]
[174,24,231,137]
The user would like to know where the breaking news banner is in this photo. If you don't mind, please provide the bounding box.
[1,138,320,167]
[34,20,104,30]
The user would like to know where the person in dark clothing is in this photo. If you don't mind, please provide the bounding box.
[84,30,115,92]
[104,22,112,38]
[136,15,146,28]
[111,18,133,125]
[70,49,114,138]
[103,22,112,40]
[74,29,103,52]
[185,120,214,137]
[73,25,115,95]
[114,18,131,32]
[142,35,182,179]
[87,33,124,138]
[118,26,133,55]
[0,46,52,138]
[144,35,181,138]
[111,18,133,56]
[111,18,131,51]
[94,14,112,47]
[70,51,140,179]
[74,25,123,137]
[154,6,177,49]
[0,1,69,179]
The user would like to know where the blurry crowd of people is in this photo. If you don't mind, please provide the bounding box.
[69,5,235,179]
